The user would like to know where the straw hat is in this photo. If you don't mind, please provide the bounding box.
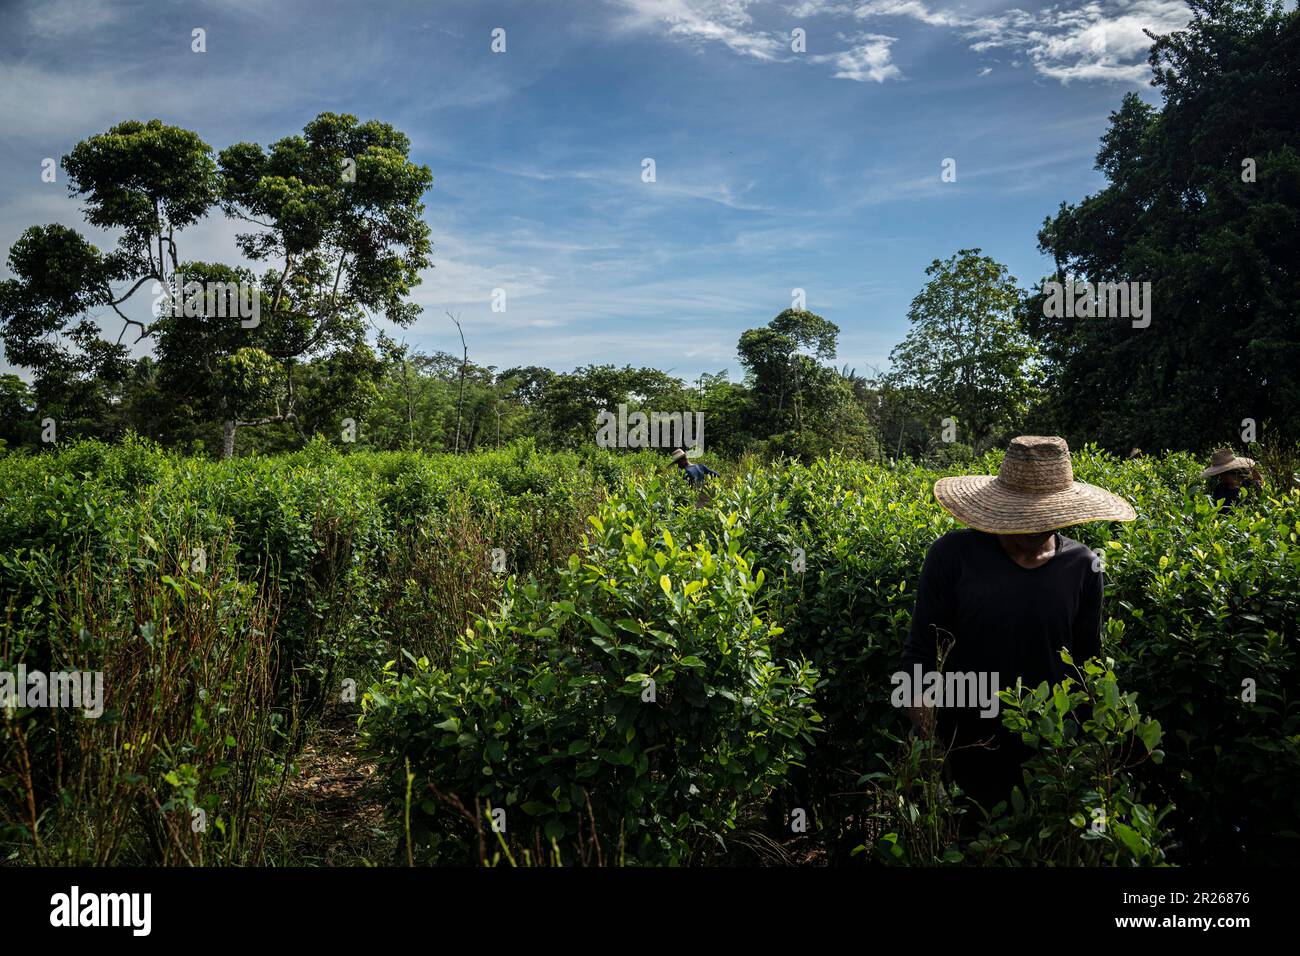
[669,448,688,464]
[1201,448,1256,479]
[933,435,1136,534]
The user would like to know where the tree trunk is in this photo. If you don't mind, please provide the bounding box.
[222,420,237,459]
[401,359,414,449]
[448,313,468,454]
[466,411,479,451]
[454,364,465,452]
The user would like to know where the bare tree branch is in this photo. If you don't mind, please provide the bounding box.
[448,311,467,454]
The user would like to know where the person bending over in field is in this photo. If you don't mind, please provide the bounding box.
[669,448,718,487]
[1202,447,1264,509]
[899,435,1136,812]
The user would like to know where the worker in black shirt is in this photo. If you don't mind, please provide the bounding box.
[900,435,1137,811]
[1202,448,1264,509]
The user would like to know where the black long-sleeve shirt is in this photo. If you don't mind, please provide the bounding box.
[899,528,1105,807]
[1211,478,1262,508]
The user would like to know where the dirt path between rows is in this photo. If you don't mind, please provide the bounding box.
[277,707,396,865]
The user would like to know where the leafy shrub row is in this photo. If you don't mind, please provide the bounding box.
[712,449,1298,864]
[3,438,1294,865]
[0,436,640,862]
[361,483,819,865]
[362,447,1297,865]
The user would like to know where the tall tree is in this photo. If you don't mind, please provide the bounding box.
[1029,0,1299,450]
[0,113,433,457]
[737,308,840,437]
[885,249,1039,452]
[0,374,34,449]
[736,308,876,458]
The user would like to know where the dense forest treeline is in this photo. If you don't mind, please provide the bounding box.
[1,1,1296,462]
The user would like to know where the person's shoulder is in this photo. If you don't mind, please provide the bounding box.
[926,528,986,559]
[1057,534,1101,569]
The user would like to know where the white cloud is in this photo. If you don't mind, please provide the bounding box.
[613,0,902,81]
[851,0,1190,84]
[812,34,902,82]
[852,0,965,28]
[617,0,1189,85]
[612,0,785,59]
[1021,1,1189,83]
[786,0,862,15]
[22,0,119,39]
[473,159,771,212]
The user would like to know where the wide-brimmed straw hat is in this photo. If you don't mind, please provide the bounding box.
[933,435,1136,534]
[668,448,688,464]
[1201,447,1256,479]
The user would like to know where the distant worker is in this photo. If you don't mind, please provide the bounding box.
[669,448,718,488]
[1202,448,1264,508]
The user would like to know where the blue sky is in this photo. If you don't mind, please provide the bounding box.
[0,0,1194,382]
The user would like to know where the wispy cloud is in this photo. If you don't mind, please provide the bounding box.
[849,0,1190,84]
[811,33,901,82]
[613,0,1192,85]
[22,0,121,39]
[612,0,786,58]
[613,0,904,81]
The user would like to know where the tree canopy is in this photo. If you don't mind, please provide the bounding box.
[1027,0,1299,450]
[0,113,433,457]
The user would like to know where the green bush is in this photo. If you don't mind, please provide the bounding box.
[3,439,1296,866]
[360,480,820,865]
[867,653,1174,867]
[679,455,952,852]
[665,447,1299,864]
[0,439,636,863]
[0,538,286,864]
[969,653,1174,866]
[1100,485,1300,863]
